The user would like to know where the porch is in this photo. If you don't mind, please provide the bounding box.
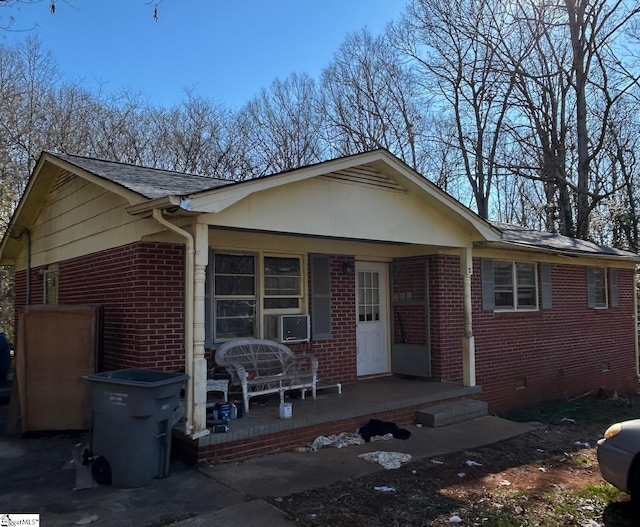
[173,376,483,466]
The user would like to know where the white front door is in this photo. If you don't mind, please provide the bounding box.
[356,262,389,376]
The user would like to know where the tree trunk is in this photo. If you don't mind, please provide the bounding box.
[565,0,590,240]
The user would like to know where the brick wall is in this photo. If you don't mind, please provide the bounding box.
[428,255,638,413]
[15,243,636,416]
[428,255,465,382]
[292,254,358,383]
[14,242,186,372]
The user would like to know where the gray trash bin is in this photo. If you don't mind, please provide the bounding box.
[83,368,189,488]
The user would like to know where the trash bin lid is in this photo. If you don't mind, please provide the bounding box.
[83,368,189,388]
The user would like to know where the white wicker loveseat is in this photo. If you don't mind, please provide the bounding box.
[214,338,318,413]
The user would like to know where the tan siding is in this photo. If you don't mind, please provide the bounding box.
[201,177,473,247]
[17,175,164,269]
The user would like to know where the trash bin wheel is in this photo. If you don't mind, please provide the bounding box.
[91,455,112,486]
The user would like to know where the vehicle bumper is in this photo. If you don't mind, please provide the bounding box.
[597,438,632,492]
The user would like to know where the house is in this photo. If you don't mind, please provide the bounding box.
[1,149,638,463]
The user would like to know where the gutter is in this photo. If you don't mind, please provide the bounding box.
[151,209,196,436]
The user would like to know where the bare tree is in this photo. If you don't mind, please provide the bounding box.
[88,89,156,165]
[391,0,521,219]
[487,0,576,234]
[321,28,426,170]
[588,98,640,250]
[395,0,640,240]
[564,0,640,239]
[238,72,324,176]
[4,35,60,174]
[500,0,640,239]
[417,114,475,204]
[147,90,246,179]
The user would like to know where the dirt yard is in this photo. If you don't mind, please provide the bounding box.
[269,392,640,527]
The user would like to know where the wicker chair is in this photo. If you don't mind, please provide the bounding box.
[214,338,318,413]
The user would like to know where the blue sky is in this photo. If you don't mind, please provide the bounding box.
[4,0,406,109]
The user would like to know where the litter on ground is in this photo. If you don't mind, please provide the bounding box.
[374,486,396,492]
[74,515,99,525]
[310,432,365,451]
[358,451,412,469]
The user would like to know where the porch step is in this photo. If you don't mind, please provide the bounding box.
[415,399,488,428]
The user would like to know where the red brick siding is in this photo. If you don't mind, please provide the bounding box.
[427,256,638,413]
[428,255,465,382]
[15,243,636,420]
[14,242,185,372]
[292,255,358,383]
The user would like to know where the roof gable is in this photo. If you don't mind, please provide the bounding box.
[182,149,501,242]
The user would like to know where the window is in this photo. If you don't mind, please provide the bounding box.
[263,256,302,311]
[357,270,380,321]
[590,267,607,308]
[482,260,538,311]
[208,252,305,342]
[43,266,58,305]
[213,254,257,341]
[495,261,537,310]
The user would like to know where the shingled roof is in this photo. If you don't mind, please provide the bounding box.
[55,153,234,199]
[491,221,639,259]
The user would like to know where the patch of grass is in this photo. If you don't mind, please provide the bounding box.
[547,494,579,517]
[526,483,629,526]
[572,454,592,466]
[578,482,625,503]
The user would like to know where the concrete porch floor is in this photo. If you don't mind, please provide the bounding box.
[174,376,482,463]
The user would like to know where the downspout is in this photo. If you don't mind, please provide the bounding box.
[460,247,476,386]
[635,268,639,381]
[152,209,196,435]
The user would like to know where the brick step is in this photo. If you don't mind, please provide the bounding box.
[415,399,488,428]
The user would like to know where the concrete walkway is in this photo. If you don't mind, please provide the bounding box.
[0,411,534,527]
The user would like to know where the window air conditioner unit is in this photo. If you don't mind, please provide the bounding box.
[265,314,310,343]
